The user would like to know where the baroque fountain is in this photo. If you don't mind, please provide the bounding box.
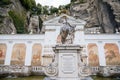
[44,17,92,80]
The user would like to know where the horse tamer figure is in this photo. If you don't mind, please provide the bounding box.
[60,22,76,44]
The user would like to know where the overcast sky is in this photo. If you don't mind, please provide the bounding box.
[35,0,70,8]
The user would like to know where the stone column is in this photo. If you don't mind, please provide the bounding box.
[5,41,14,65]
[25,41,33,66]
[97,41,106,66]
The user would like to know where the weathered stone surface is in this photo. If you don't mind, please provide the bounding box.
[70,0,120,33]
[0,0,42,34]
[28,15,40,34]
[0,65,45,77]
[0,17,16,34]
[0,0,25,34]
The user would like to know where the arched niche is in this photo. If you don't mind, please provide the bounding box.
[87,43,99,66]
[11,43,26,65]
[0,44,7,64]
[31,43,42,66]
[104,43,120,65]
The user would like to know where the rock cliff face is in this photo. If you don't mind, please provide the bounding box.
[0,0,120,34]
[70,0,120,33]
[0,0,24,34]
[0,0,41,34]
[28,15,40,34]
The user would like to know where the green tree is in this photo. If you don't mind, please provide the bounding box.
[0,0,11,5]
[36,3,42,15]
[65,3,71,9]
[50,6,58,14]
[59,5,65,10]
[20,0,36,10]
[42,6,49,15]
[71,0,85,3]
[71,0,77,3]
[79,0,84,3]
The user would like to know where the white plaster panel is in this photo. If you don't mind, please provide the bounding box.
[59,53,78,77]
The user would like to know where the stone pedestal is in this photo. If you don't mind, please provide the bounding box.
[44,44,92,80]
[55,45,81,78]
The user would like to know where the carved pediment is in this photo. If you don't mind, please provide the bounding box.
[43,14,86,25]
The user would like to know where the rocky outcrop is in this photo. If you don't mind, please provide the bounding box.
[0,5,16,34]
[28,15,40,34]
[1,0,119,34]
[0,17,16,34]
[70,0,120,33]
[0,0,25,34]
[0,0,42,34]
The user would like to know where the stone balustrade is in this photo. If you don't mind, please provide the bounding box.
[85,27,101,34]
[90,67,99,75]
[32,66,43,72]
[0,65,120,77]
[31,66,44,75]
[0,65,40,77]
[0,65,24,73]
[90,66,120,76]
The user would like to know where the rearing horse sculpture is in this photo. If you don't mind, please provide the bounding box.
[60,22,76,44]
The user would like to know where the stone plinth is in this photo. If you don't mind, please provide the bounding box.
[44,44,92,80]
[53,45,81,78]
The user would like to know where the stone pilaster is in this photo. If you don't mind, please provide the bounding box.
[5,41,14,65]
[97,41,106,66]
[118,41,120,55]
[25,41,33,66]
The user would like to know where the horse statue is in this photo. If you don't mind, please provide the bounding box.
[59,22,76,44]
